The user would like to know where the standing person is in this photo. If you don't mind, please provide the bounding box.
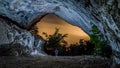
[55,49,58,57]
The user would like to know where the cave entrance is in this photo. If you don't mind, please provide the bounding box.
[30,14,93,56]
[30,14,111,57]
[36,14,90,45]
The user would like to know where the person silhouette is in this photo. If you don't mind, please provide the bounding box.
[55,49,58,56]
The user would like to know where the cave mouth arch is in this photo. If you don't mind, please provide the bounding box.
[29,13,112,57]
[32,13,90,46]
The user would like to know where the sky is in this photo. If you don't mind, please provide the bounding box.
[36,14,90,45]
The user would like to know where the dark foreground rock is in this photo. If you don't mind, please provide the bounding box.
[0,56,111,68]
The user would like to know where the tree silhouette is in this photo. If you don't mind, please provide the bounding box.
[42,28,68,55]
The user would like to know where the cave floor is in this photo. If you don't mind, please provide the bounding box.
[0,55,111,68]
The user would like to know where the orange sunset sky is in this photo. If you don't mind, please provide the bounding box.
[36,14,90,45]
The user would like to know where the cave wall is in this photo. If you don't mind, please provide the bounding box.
[0,0,120,64]
[0,18,46,56]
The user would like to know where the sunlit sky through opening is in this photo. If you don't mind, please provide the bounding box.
[36,14,90,45]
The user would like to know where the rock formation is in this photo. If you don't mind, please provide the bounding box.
[0,0,120,64]
[0,18,46,56]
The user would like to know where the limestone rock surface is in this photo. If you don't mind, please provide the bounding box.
[0,0,120,64]
[0,18,46,56]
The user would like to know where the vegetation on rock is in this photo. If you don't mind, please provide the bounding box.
[90,22,112,58]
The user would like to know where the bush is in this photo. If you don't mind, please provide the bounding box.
[69,39,95,56]
[42,28,68,55]
[90,22,112,58]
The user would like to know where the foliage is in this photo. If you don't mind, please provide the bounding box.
[43,38,94,56]
[90,22,112,57]
[42,28,68,55]
[90,23,103,55]
[41,24,112,57]
[69,39,94,56]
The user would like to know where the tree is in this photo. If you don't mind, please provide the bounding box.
[42,28,68,55]
[90,23,104,55]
